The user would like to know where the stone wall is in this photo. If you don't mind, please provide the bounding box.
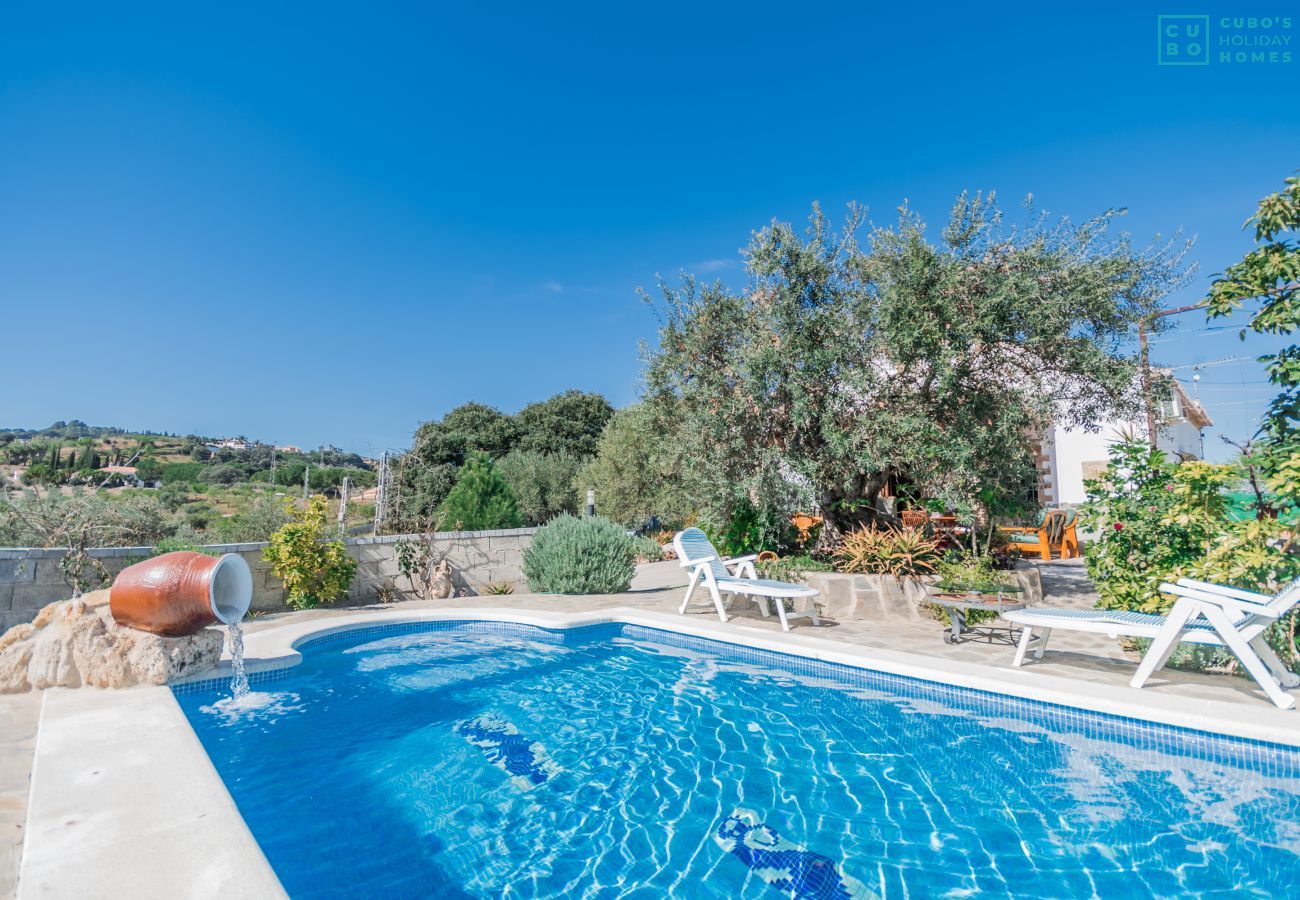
[0,528,537,632]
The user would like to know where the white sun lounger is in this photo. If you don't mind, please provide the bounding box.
[1005,576,1300,709]
[673,528,820,632]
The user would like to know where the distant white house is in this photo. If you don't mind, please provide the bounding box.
[1034,378,1212,506]
[208,438,249,451]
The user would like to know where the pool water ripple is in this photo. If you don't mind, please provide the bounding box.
[175,623,1300,898]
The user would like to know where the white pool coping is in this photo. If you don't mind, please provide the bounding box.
[21,606,1300,898]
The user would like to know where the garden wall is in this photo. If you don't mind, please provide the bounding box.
[801,564,1043,622]
[0,528,537,632]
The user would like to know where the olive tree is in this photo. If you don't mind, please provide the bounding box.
[644,195,1191,545]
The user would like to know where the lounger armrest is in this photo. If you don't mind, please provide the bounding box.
[1160,583,1280,619]
[998,526,1039,534]
[1173,577,1272,604]
[679,555,717,569]
[724,555,758,579]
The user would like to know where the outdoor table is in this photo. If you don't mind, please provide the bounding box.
[929,515,968,544]
[925,580,1026,645]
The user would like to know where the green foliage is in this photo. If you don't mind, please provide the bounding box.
[389,393,615,531]
[393,403,521,526]
[758,554,833,583]
[438,452,522,531]
[701,497,797,557]
[134,457,162,482]
[496,449,581,525]
[483,580,516,595]
[0,491,182,593]
[575,403,691,527]
[413,402,521,466]
[644,196,1190,544]
[1081,440,1215,613]
[833,527,943,576]
[516,390,614,457]
[161,461,206,484]
[150,538,219,557]
[20,463,54,486]
[1207,171,1300,504]
[272,461,307,487]
[203,464,243,485]
[934,552,1017,593]
[207,494,293,543]
[928,553,1015,626]
[262,495,355,610]
[630,535,664,563]
[0,490,180,549]
[523,514,636,594]
[1083,437,1299,667]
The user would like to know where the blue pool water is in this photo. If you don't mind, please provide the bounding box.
[175,622,1300,898]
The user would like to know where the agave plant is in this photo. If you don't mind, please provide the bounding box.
[834,527,943,576]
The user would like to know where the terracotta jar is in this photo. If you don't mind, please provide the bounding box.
[110,551,253,637]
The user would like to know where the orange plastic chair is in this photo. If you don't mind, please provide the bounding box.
[1000,510,1079,560]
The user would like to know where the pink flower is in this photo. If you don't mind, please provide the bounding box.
[1114,522,1124,531]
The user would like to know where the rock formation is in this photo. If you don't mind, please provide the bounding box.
[0,589,223,693]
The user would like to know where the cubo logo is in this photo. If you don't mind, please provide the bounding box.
[1157,14,1210,64]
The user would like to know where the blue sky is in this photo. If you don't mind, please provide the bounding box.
[1,2,1295,459]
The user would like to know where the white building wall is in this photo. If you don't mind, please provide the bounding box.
[1051,419,1206,506]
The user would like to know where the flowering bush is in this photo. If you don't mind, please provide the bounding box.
[1080,440,1208,613]
[1083,438,1299,666]
[263,495,356,610]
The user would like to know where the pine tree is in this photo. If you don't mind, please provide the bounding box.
[438,452,523,531]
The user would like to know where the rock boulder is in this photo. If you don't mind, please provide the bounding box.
[0,590,223,693]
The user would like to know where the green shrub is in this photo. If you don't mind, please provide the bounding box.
[1083,438,1300,668]
[150,538,219,557]
[161,461,206,484]
[701,497,797,557]
[630,535,664,563]
[523,514,636,594]
[929,553,1015,626]
[1081,440,1206,613]
[263,495,356,610]
[758,554,833,583]
[439,452,522,531]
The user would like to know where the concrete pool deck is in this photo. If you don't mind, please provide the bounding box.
[4,559,1299,897]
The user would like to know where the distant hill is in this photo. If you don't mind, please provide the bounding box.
[0,420,157,441]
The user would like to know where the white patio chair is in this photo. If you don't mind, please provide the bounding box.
[1005,576,1300,709]
[672,528,820,632]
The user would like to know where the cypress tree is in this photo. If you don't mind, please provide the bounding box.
[438,452,523,531]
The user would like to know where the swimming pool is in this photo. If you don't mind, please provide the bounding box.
[175,621,1300,898]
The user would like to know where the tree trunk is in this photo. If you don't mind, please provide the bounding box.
[813,469,892,554]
